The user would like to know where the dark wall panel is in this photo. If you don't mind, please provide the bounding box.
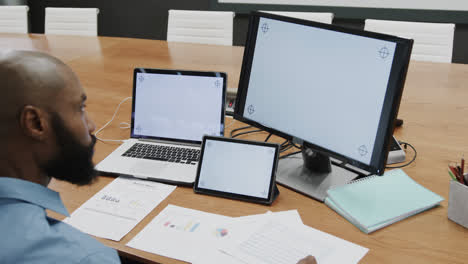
[453,25,468,64]
[233,14,249,46]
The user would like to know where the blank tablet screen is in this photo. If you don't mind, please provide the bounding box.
[196,137,278,199]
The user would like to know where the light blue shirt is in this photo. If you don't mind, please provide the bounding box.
[0,177,121,264]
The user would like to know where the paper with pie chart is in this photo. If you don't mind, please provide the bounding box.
[64,176,176,241]
[127,204,233,263]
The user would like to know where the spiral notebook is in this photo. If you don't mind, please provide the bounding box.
[325,169,444,234]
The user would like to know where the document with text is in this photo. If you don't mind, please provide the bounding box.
[126,205,367,264]
[191,210,304,264]
[64,176,176,241]
[220,218,369,264]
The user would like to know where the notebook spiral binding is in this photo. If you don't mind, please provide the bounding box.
[348,175,380,185]
[328,175,380,192]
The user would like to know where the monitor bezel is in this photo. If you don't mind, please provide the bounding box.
[131,68,227,145]
[233,12,413,175]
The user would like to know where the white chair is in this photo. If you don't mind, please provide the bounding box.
[0,5,29,33]
[45,7,99,36]
[167,10,235,46]
[260,11,333,24]
[364,19,455,63]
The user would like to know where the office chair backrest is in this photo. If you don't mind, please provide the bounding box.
[0,5,28,33]
[364,19,455,63]
[260,11,334,24]
[167,10,235,46]
[45,7,99,36]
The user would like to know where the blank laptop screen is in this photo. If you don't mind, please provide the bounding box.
[131,70,225,144]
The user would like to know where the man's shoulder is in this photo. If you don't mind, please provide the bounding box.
[0,200,120,263]
[51,217,115,252]
[43,218,121,263]
[0,198,48,236]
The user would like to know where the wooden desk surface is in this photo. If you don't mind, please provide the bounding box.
[2,33,468,264]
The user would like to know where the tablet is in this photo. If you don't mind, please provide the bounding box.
[194,136,280,205]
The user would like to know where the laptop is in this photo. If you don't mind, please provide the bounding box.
[95,68,227,185]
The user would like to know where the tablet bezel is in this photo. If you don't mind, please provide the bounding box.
[194,135,280,205]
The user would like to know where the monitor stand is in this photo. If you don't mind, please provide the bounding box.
[276,148,358,202]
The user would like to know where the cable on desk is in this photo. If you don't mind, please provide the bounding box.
[279,140,301,153]
[280,139,289,148]
[230,125,270,138]
[281,144,294,153]
[386,141,417,169]
[290,142,302,150]
[229,125,252,138]
[231,129,264,138]
[119,122,130,129]
[229,126,300,154]
[95,96,132,143]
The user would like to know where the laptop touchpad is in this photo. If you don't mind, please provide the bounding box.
[130,161,168,177]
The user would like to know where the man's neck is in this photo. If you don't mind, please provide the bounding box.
[0,154,50,187]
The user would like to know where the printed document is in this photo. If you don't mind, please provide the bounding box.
[64,176,176,241]
[220,218,369,264]
[127,205,368,264]
[192,210,304,264]
[127,204,232,263]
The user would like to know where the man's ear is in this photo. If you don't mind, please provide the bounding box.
[19,105,50,141]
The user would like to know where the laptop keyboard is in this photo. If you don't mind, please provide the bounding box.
[122,143,199,165]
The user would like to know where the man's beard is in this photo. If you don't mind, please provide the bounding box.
[42,113,98,186]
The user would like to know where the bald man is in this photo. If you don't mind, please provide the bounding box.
[0,50,317,264]
[0,50,120,263]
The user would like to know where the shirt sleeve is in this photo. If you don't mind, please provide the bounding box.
[77,248,121,264]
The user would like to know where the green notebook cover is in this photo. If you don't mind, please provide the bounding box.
[325,169,444,234]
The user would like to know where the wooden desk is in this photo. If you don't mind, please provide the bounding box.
[2,33,468,264]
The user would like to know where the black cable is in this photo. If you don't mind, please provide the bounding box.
[230,126,300,154]
[280,139,289,147]
[290,142,302,149]
[229,125,252,138]
[231,129,263,138]
[385,141,417,169]
[280,142,291,151]
[280,144,294,153]
[280,141,301,151]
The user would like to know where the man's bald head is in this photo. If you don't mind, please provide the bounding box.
[0,50,78,136]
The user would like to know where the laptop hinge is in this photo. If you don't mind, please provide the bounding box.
[138,138,199,147]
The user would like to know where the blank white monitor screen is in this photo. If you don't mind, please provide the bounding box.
[197,139,276,198]
[243,17,397,166]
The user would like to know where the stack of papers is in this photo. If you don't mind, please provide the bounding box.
[64,176,176,241]
[127,205,369,264]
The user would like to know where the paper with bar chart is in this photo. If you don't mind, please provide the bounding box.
[127,204,232,263]
[64,176,176,241]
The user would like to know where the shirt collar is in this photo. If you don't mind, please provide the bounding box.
[0,177,70,216]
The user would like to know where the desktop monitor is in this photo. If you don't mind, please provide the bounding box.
[233,12,413,201]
